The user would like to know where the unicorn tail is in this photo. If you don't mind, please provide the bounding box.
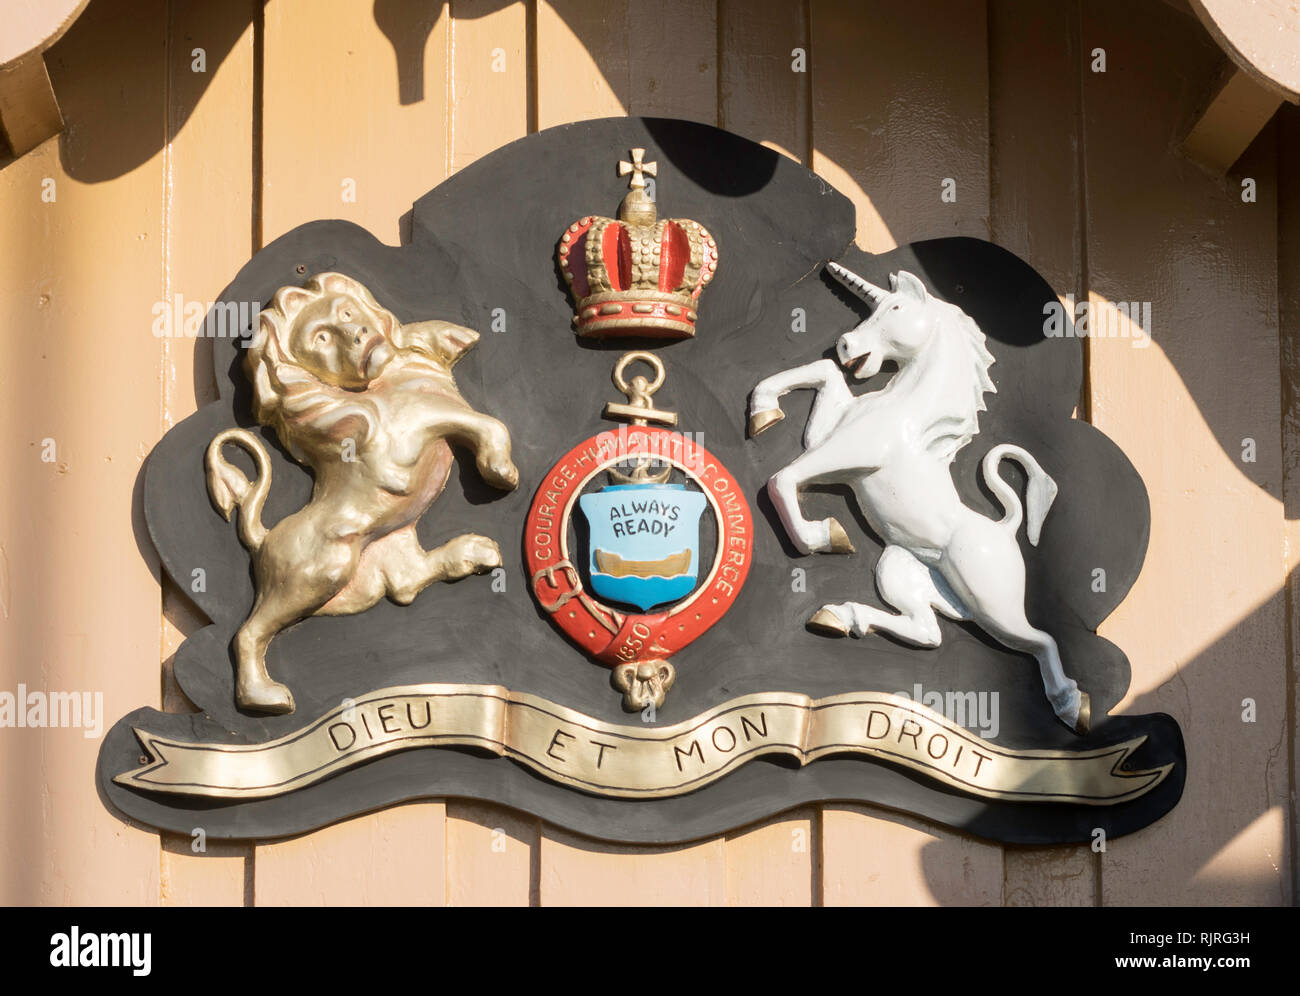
[980,444,1058,546]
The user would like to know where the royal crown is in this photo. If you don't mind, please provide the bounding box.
[558,149,718,339]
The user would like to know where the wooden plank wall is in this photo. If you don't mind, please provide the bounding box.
[0,0,1292,905]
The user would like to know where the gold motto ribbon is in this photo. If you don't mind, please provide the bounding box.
[117,684,1172,804]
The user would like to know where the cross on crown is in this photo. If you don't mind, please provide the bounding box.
[618,148,657,191]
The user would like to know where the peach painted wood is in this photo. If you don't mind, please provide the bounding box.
[533,0,816,915]
[160,574,248,904]
[535,1,624,128]
[988,0,1083,304]
[157,0,258,905]
[445,802,536,906]
[988,0,1096,905]
[810,0,1003,905]
[714,0,819,906]
[253,0,453,905]
[443,0,538,905]
[536,0,717,130]
[531,0,740,905]
[1081,0,1289,905]
[449,0,528,173]
[538,828,726,905]
[261,0,451,246]
[161,0,256,424]
[810,0,991,251]
[2,0,1296,907]
[724,813,815,906]
[0,0,170,904]
[1003,847,1096,907]
[161,838,247,907]
[822,809,1003,906]
[256,804,445,905]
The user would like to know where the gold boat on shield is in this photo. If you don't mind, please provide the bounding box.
[594,549,692,579]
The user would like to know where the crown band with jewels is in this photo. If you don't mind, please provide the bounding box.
[558,148,718,339]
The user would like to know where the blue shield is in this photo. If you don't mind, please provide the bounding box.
[578,483,707,611]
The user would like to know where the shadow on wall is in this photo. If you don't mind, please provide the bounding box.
[373,0,439,106]
[917,575,1290,905]
[28,0,1286,519]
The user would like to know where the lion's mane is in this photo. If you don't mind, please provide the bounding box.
[244,272,397,462]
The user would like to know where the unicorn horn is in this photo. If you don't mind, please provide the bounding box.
[827,261,888,305]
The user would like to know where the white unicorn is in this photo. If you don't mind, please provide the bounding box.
[748,262,1088,733]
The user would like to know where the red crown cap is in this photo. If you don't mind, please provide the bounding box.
[558,149,718,339]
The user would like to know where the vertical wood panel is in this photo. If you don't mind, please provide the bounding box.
[988,0,1083,302]
[989,0,1095,906]
[718,0,809,163]
[0,0,168,904]
[5,0,1288,908]
[261,0,450,246]
[810,0,1003,904]
[531,0,725,903]
[822,809,1002,906]
[160,837,249,906]
[724,813,815,906]
[445,802,536,906]
[157,0,258,908]
[539,829,725,905]
[443,0,538,905]
[534,0,623,128]
[1080,0,1288,905]
[254,0,453,903]
[1003,846,1095,907]
[810,0,990,252]
[536,0,717,130]
[716,0,818,905]
[449,0,529,173]
[256,805,445,905]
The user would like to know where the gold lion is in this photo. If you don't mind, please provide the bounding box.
[205,273,518,714]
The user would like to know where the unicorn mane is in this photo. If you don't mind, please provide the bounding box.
[920,302,997,461]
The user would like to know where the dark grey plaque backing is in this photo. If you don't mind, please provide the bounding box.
[98,117,1184,845]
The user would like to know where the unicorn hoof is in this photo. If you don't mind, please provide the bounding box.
[807,607,850,637]
[1052,689,1089,735]
[826,518,856,554]
[748,408,784,437]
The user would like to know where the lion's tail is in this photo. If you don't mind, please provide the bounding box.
[980,443,1058,546]
[205,428,273,552]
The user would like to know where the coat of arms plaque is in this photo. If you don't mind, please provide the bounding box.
[98,118,1184,845]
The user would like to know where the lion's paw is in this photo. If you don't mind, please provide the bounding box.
[445,533,502,579]
[237,676,296,715]
[479,454,519,492]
